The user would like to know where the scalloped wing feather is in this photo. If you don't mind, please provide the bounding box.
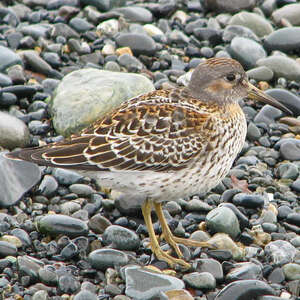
[7,89,216,173]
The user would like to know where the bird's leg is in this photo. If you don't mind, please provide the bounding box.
[153,202,184,258]
[141,199,190,269]
[154,202,213,249]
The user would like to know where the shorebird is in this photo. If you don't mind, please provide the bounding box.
[6,58,291,269]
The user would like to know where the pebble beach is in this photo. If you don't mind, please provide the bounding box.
[0,0,300,299]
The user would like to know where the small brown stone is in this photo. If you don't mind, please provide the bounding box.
[164,289,194,300]
[116,47,133,56]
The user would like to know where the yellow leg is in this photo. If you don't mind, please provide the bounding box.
[154,202,214,249]
[141,200,190,269]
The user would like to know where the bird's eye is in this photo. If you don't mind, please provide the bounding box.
[226,73,236,82]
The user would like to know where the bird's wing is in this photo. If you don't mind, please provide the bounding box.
[7,90,216,172]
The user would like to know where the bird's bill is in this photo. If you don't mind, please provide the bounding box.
[246,82,292,115]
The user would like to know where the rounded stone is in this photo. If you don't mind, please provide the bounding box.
[206,207,240,239]
[265,240,297,265]
[0,45,22,72]
[37,214,89,238]
[0,111,30,149]
[228,37,266,70]
[50,68,154,136]
[183,271,216,289]
[73,290,98,300]
[272,3,300,26]
[264,27,300,52]
[115,33,156,56]
[257,56,300,81]
[229,12,274,37]
[232,193,265,209]
[215,279,275,299]
[246,66,274,82]
[102,225,140,251]
[88,249,129,271]
[0,241,17,257]
[282,263,300,280]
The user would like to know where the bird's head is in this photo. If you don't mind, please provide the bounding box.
[188,58,292,115]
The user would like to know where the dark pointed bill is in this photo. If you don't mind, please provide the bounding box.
[247,82,293,115]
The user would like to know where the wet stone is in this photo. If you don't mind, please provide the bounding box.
[60,241,78,259]
[0,73,12,87]
[206,206,240,239]
[37,175,58,197]
[88,214,111,234]
[115,33,156,56]
[265,88,300,116]
[88,249,129,271]
[247,122,262,141]
[69,17,94,33]
[11,228,31,247]
[283,263,300,280]
[102,225,140,251]
[0,153,41,207]
[113,7,153,23]
[268,267,285,284]
[215,279,275,299]
[286,213,300,227]
[183,271,216,289]
[223,25,260,43]
[0,45,22,72]
[291,180,300,192]
[276,162,298,180]
[37,214,89,238]
[194,258,223,282]
[52,168,84,185]
[17,255,44,283]
[265,240,297,265]
[38,265,58,286]
[225,262,262,282]
[247,66,274,82]
[228,37,266,70]
[272,3,300,26]
[124,266,184,300]
[69,184,95,196]
[254,105,283,125]
[279,140,300,161]
[32,290,48,300]
[229,11,274,37]
[73,290,98,300]
[0,112,30,149]
[232,193,265,209]
[58,274,80,294]
[0,241,17,257]
[257,56,300,81]
[264,27,300,52]
[203,0,256,13]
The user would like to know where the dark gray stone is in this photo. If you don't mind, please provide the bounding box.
[88,249,129,271]
[37,215,89,238]
[0,152,41,207]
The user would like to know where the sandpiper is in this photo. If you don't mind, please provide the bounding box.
[6,58,292,268]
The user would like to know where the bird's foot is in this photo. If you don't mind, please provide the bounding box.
[171,236,214,249]
[151,241,191,269]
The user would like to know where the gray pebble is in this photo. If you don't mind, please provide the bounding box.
[37,175,58,197]
[37,214,89,238]
[69,183,95,196]
[265,240,297,265]
[206,206,240,239]
[88,249,129,271]
[228,37,266,70]
[246,66,274,82]
[183,271,216,289]
[103,225,140,251]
